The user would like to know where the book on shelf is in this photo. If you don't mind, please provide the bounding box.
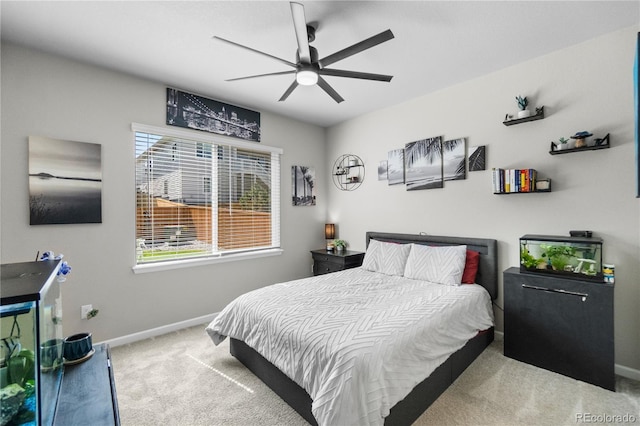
[492,168,537,193]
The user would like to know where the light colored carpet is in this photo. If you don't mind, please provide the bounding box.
[110,324,640,425]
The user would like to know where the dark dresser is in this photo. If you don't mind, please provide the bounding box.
[503,267,615,390]
[310,249,365,276]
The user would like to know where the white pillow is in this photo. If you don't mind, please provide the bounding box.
[361,239,411,276]
[404,244,467,285]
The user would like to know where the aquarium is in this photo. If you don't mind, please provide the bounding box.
[520,234,603,282]
[1,260,63,425]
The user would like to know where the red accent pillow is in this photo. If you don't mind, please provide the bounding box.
[462,250,480,284]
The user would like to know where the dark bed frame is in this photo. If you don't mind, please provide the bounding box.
[229,232,498,425]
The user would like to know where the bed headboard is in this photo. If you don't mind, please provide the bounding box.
[365,232,498,300]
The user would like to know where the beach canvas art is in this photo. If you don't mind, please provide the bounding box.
[404,137,443,191]
[29,136,102,225]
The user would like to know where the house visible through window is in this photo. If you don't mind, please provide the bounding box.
[134,123,281,266]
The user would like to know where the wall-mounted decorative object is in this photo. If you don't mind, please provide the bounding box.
[469,145,486,171]
[29,136,102,225]
[387,149,404,185]
[332,154,364,191]
[378,161,388,181]
[292,166,315,206]
[166,88,261,142]
[405,137,443,191]
[443,138,466,181]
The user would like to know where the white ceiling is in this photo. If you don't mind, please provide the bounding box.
[2,1,638,128]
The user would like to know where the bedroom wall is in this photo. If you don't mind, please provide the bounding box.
[326,26,640,373]
[0,42,327,342]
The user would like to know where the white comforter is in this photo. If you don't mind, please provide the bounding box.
[206,268,493,426]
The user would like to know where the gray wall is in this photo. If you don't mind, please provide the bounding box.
[326,26,640,372]
[1,42,327,341]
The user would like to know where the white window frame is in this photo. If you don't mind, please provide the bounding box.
[132,122,283,274]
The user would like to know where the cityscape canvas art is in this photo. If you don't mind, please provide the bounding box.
[166,88,261,142]
[29,136,102,225]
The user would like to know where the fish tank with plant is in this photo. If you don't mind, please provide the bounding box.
[1,260,63,425]
[519,234,603,282]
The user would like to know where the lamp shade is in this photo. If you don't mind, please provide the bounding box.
[325,224,335,240]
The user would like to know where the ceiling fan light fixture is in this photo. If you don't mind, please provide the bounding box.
[296,69,318,86]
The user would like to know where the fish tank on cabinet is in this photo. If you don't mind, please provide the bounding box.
[520,234,603,282]
[1,260,63,426]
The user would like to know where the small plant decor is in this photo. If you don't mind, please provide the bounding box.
[515,95,528,111]
[333,239,347,251]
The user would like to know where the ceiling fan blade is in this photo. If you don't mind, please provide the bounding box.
[226,70,296,82]
[318,68,393,82]
[213,36,296,68]
[317,76,344,103]
[290,2,311,63]
[319,29,395,68]
[278,80,299,102]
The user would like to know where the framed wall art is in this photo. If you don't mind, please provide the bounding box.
[387,149,404,185]
[404,137,443,191]
[166,88,261,142]
[292,165,315,206]
[469,145,486,171]
[29,136,102,225]
[443,138,466,181]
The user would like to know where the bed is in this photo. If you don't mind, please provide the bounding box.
[206,231,498,425]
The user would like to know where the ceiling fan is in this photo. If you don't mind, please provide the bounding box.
[214,2,394,103]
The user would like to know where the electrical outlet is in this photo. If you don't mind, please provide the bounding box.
[81,304,92,320]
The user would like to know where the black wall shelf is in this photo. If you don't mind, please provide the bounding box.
[503,106,545,126]
[549,133,610,155]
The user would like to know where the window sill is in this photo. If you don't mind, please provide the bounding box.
[132,248,283,274]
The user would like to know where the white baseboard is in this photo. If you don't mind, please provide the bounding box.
[615,364,640,381]
[98,313,217,348]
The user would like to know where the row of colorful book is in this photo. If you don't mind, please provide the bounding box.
[492,168,538,193]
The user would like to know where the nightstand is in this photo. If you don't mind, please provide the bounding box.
[311,249,365,276]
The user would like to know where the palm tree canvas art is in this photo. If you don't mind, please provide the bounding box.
[292,166,315,206]
[405,137,443,191]
[443,138,467,181]
[387,149,404,185]
[469,145,486,171]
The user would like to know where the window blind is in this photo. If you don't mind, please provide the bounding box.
[134,123,281,265]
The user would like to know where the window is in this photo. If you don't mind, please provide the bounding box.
[133,123,281,270]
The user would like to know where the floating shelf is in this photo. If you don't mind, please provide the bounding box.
[494,189,551,194]
[549,133,610,155]
[503,106,545,126]
[332,154,365,191]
